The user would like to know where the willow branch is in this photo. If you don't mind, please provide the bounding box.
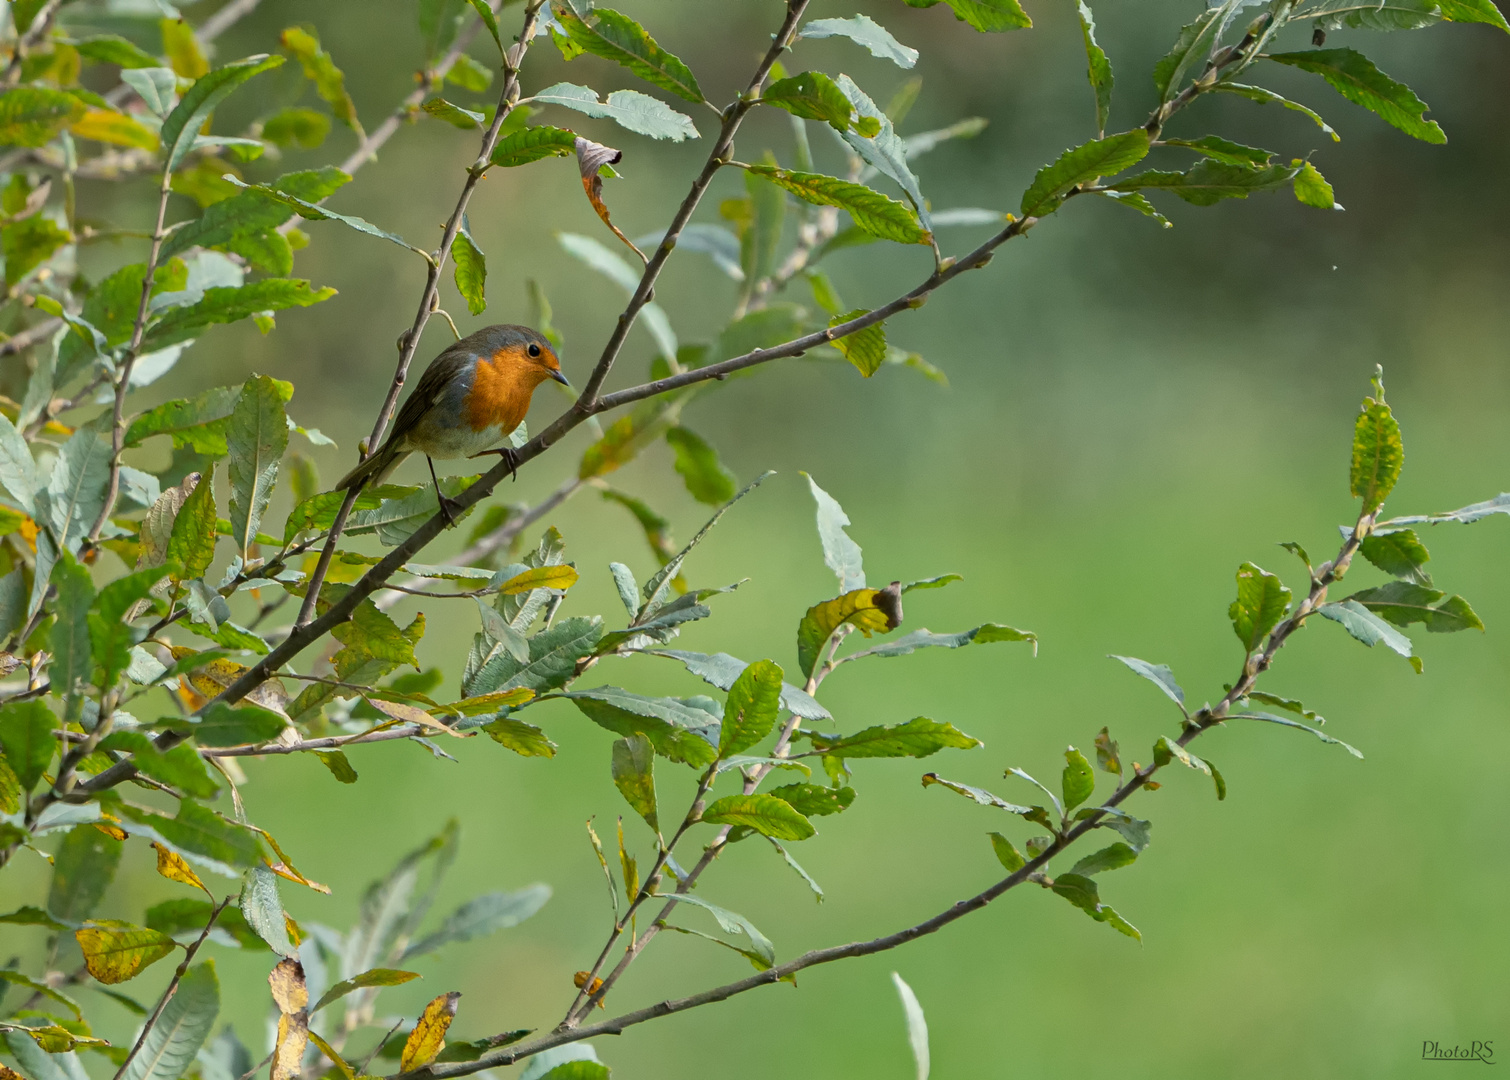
[295,0,546,629]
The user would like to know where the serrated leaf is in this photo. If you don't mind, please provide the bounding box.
[1293,160,1339,208]
[280,27,361,134]
[166,469,217,581]
[829,310,889,376]
[224,177,428,259]
[702,793,815,841]
[1076,2,1113,135]
[565,686,719,766]
[161,55,284,171]
[1346,581,1483,633]
[1111,159,1301,206]
[1152,6,1223,102]
[761,71,858,131]
[1266,48,1444,143]
[552,4,702,102]
[47,823,121,924]
[1021,129,1149,217]
[145,278,337,350]
[813,716,981,759]
[1163,135,1274,166]
[0,87,86,147]
[531,82,698,140]
[1359,527,1431,584]
[1230,562,1292,653]
[832,75,931,228]
[225,376,288,556]
[799,14,917,68]
[119,960,219,1080]
[1350,392,1402,512]
[490,124,577,166]
[908,0,1032,33]
[921,772,1033,813]
[1438,0,1510,30]
[720,659,783,757]
[1213,81,1340,140]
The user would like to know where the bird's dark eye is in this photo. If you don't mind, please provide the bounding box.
[527,343,541,358]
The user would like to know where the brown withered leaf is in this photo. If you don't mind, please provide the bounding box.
[151,842,211,896]
[870,580,904,631]
[0,652,22,679]
[138,472,198,570]
[400,991,461,1071]
[575,136,644,263]
[269,957,308,1014]
[271,1009,308,1080]
[573,971,607,1008]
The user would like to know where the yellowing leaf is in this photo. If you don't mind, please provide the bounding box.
[365,697,468,738]
[796,589,895,679]
[76,920,177,984]
[498,565,579,594]
[401,991,461,1071]
[70,108,159,150]
[152,841,211,896]
[438,688,536,716]
[268,956,308,1014]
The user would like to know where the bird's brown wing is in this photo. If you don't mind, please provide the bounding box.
[384,345,475,448]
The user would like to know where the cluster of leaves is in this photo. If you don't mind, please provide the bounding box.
[0,1,1505,1079]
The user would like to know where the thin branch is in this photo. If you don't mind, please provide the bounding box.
[295,0,548,629]
[110,897,230,1080]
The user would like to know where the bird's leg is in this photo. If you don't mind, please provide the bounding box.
[427,456,463,526]
[468,445,520,482]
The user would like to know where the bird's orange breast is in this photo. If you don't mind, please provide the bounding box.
[463,348,537,432]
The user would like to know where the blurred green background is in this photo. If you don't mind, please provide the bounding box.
[9,0,1510,1077]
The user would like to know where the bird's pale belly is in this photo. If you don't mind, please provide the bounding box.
[403,417,515,460]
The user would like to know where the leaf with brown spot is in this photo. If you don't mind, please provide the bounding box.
[268,957,308,1014]
[401,992,461,1071]
[574,136,643,262]
[75,920,177,984]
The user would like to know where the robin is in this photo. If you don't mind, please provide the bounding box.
[337,324,569,523]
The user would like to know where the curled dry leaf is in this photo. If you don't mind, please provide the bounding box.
[575,136,644,263]
[269,957,310,1080]
[573,970,607,1008]
[401,991,461,1071]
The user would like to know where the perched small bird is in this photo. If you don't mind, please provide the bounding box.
[337,324,569,522]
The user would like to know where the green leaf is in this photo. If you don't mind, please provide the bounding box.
[800,14,917,68]
[0,970,81,1018]
[1438,0,1510,30]
[1050,873,1141,939]
[1212,82,1340,141]
[191,701,287,747]
[1265,48,1445,143]
[665,426,736,505]
[119,960,219,1080]
[797,588,894,679]
[832,75,931,228]
[765,782,854,818]
[224,176,429,260]
[611,733,658,831]
[653,891,775,967]
[843,623,1037,662]
[1152,6,1222,103]
[463,615,602,697]
[1109,654,1185,709]
[47,428,112,555]
[402,884,551,959]
[1236,711,1363,758]
[990,831,1025,871]
[761,71,858,131]
[812,717,981,759]
[47,824,122,925]
[4,214,70,290]
[97,732,218,799]
[1230,562,1292,653]
[651,650,829,720]
[74,34,163,69]
[422,96,484,129]
[565,686,719,767]
[921,772,1034,813]
[1384,492,1510,526]
[262,106,331,149]
[489,125,577,166]
[702,793,815,841]
[161,168,348,274]
[1307,0,1443,30]
[907,0,1032,32]
[280,26,361,134]
[1345,581,1484,633]
[0,698,56,790]
[166,469,217,581]
[49,554,95,698]
[239,864,294,956]
[829,310,889,376]
[446,52,493,93]
[551,3,702,103]
[225,376,288,556]
[1062,747,1094,811]
[482,716,557,757]
[1076,2,1113,135]
[1350,388,1402,513]
[1110,160,1301,206]
[557,232,678,358]
[312,968,421,1013]
[1241,691,1324,725]
[315,749,358,783]
[124,800,263,872]
[741,153,786,285]
[465,0,506,55]
[1359,527,1431,584]
[531,82,698,140]
[453,218,487,316]
[145,278,337,350]
[1020,129,1149,217]
[1070,842,1137,876]
[161,55,284,171]
[1162,135,1274,167]
[0,413,38,516]
[0,87,86,147]
[720,659,783,757]
[1293,160,1339,209]
[806,473,865,592]
[639,472,771,615]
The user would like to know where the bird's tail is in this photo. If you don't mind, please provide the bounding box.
[336,441,410,492]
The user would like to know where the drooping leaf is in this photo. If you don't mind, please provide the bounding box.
[1049,873,1141,940]
[551,4,702,102]
[47,824,122,924]
[1229,562,1292,653]
[531,81,698,140]
[656,891,776,966]
[832,75,931,228]
[1020,129,1149,217]
[805,473,865,592]
[49,554,95,698]
[119,960,219,1080]
[165,469,217,582]
[565,686,719,767]
[665,426,736,505]
[160,55,285,171]
[1293,160,1339,208]
[262,106,332,149]
[75,920,177,983]
[225,375,289,556]
[611,734,658,830]
[402,885,551,959]
[453,219,487,316]
[1109,655,1185,709]
[906,0,1032,33]
[796,588,895,679]
[1345,581,1484,633]
[280,26,361,134]
[761,71,859,131]
[0,698,56,791]
[1076,2,1113,136]
[239,865,295,956]
[1213,82,1340,140]
[47,428,112,554]
[989,832,1025,872]
[798,15,918,68]
[1236,711,1363,758]
[1151,5,1223,103]
[1437,0,1510,29]
[1062,747,1095,811]
[1265,48,1445,143]
[1110,160,1301,206]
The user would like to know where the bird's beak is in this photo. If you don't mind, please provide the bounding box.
[550,368,571,387]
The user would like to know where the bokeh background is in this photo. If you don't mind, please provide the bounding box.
[8,1,1510,1077]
